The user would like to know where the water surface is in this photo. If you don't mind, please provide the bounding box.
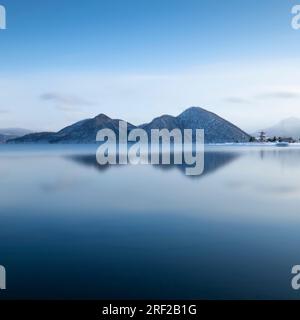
[0,145,300,299]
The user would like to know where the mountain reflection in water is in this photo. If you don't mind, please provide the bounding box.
[66,151,241,178]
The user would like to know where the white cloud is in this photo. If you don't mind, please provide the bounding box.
[256,91,300,100]
[40,92,94,108]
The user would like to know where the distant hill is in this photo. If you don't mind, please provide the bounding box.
[0,128,33,136]
[0,128,33,143]
[8,107,251,144]
[253,117,300,139]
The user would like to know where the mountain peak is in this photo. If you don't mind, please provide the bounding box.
[141,106,250,143]
[94,113,111,121]
[179,106,205,116]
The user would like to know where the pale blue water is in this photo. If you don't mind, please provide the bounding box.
[0,145,300,299]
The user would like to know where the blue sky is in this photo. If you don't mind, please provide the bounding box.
[0,0,300,131]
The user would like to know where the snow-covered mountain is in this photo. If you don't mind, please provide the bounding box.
[8,114,135,144]
[8,107,251,144]
[142,107,250,143]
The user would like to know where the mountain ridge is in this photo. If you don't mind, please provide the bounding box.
[7,107,251,144]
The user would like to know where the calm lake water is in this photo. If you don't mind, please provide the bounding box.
[1,144,300,299]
